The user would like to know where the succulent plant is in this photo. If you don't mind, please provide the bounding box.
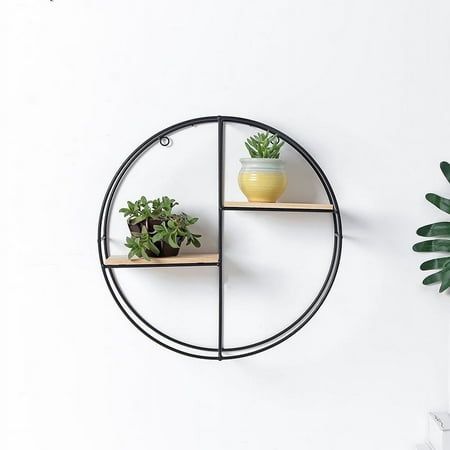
[245,131,284,159]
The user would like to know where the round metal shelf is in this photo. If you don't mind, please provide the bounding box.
[97,116,343,360]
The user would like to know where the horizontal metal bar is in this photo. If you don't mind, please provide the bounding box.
[222,207,334,213]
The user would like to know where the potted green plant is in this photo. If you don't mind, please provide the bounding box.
[124,226,161,260]
[239,131,287,203]
[120,196,202,260]
[152,212,202,257]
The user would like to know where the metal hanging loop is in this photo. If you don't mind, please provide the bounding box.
[159,136,171,147]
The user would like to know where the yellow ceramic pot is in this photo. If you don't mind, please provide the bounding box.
[238,158,287,202]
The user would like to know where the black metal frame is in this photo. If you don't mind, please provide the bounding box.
[97,115,343,360]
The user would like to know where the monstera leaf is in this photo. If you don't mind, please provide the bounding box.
[413,161,450,292]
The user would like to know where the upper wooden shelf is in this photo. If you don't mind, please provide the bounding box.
[104,253,219,268]
[223,201,334,212]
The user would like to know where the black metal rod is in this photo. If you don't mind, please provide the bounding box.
[218,117,224,360]
[223,207,333,213]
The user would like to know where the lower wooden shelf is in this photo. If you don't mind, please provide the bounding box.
[104,253,219,268]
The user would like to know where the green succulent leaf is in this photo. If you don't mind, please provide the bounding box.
[131,215,146,225]
[147,240,160,256]
[168,232,178,248]
[426,193,450,214]
[152,232,164,242]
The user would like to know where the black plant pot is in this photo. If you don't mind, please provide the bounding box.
[127,218,163,234]
[160,238,185,257]
[127,221,142,234]
[146,219,163,233]
[127,219,163,257]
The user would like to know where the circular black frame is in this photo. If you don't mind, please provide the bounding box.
[97,116,343,360]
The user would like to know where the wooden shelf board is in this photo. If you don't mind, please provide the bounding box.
[223,201,334,211]
[104,253,219,268]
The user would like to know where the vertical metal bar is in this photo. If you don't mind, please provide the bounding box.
[218,116,224,360]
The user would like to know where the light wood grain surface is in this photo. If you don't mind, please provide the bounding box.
[223,201,333,210]
[104,253,219,266]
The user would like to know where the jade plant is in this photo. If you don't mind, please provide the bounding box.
[125,226,160,260]
[152,213,201,249]
[413,161,450,292]
[245,131,284,159]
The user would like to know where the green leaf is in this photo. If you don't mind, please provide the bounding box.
[422,265,450,292]
[420,257,450,270]
[426,193,450,214]
[142,249,152,261]
[413,239,450,252]
[423,271,443,285]
[168,232,178,248]
[152,232,164,242]
[147,240,160,256]
[131,216,146,225]
[439,265,450,292]
[440,161,450,184]
[417,222,450,237]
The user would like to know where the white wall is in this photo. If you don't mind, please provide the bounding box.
[5,1,450,449]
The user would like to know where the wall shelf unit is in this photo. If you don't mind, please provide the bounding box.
[97,115,342,361]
